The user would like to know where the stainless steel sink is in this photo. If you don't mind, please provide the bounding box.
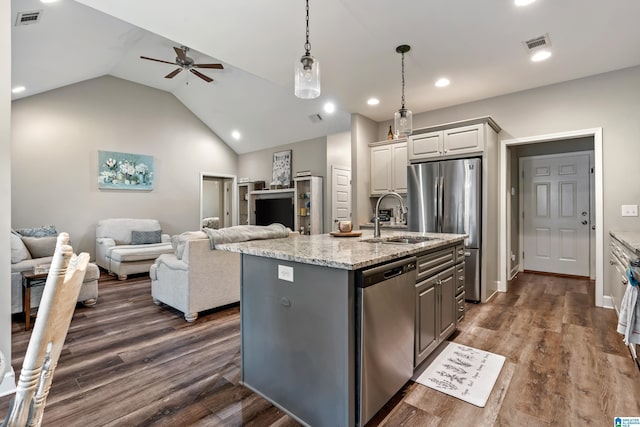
[361,235,440,245]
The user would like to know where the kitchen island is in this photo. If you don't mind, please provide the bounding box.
[217,230,466,427]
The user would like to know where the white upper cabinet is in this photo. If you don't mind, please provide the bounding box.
[409,119,499,162]
[370,140,408,195]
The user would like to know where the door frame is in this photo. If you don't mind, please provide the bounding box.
[499,128,608,308]
[199,172,238,230]
[518,151,593,277]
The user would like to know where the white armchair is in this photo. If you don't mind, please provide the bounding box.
[150,231,240,322]
[96,218,174,280]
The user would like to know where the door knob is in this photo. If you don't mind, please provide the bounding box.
[581,220,588,225]
[582,211,588,216]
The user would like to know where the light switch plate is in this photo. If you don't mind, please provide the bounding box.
[278,265,294,282]
[621,204,638,217]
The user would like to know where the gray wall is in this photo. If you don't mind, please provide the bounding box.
[371,65,640,298]
[1,0,12,394]
[202,177,222,219]
[238,136,328,231]
[11,76,238,257]
[351,114,377,228]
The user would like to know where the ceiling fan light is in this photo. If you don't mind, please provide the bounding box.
[294,55,320,99]
[394,108,412,138]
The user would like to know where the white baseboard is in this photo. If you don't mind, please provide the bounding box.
[602,295,614,310]
[0,366,15,397]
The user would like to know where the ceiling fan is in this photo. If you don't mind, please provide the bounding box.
[140,46,223,83]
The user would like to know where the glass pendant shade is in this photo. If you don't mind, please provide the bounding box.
[394,108,413,138]
[294,54,320,99]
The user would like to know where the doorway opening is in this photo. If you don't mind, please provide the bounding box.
[519,147,594,278]
[200,173,237,230]
[500,128,606,308]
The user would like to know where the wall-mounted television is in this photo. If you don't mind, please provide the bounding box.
[255,197,294,230]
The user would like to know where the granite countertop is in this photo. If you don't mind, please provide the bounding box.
[610,231,640,256]
[216,230,466,270]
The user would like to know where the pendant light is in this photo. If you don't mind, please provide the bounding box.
[394,45,412,138]
[294,0,320,99]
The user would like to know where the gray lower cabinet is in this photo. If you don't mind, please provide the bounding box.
[414,245,461,368]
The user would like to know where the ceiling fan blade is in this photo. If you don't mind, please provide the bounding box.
[174,46,187,62]
[165,68,183,79]
[140,55,176,65]
[190,69,213,83]
[193,63,224,69]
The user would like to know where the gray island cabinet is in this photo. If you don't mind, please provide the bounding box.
[217,230,465,427]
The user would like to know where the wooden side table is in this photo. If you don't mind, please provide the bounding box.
[21,271,48,331]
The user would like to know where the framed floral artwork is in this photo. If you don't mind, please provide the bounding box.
[98,150,154,190]
[272,149,292,188]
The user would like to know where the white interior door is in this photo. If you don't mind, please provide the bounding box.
[331,166,351,232]
[521,154,590,276]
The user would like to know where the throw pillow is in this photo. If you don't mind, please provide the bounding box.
[15,224,57,238]
[131,229,162,245]
[21,236,57,258]
[10,232,32,263]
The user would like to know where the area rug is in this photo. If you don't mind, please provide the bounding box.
[413,342,506,407]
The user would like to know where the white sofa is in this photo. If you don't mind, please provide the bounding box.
[96,218,174,280]
[150,231,240,322]
[10,231,99,314]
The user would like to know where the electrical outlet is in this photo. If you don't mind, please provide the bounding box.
[621,204,638,217]
[278,265,294,282]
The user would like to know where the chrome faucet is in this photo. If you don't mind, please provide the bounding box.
[373,191,407,238]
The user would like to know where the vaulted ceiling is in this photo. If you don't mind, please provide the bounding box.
[12,0,640,154]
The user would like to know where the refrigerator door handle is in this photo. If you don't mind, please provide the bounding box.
[438,174,444,233]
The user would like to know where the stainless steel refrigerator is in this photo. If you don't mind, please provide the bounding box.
[407,158,481,302]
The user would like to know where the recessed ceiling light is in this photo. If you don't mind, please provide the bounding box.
[435,78,450,88]
[531,50,551,62]
[40,0,58,3]
[514,0,535,6]
[231,130,241,140]
[367,98,380,106]
[323,102,336,114]
[12,86,25,94]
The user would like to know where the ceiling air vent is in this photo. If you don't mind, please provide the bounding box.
[308,113,323,123]
[523,33,551,51]
[16,10,42,26]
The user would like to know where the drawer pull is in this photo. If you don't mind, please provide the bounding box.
[458,308,465,312]
[622,278,629,285]
[459,276,464,281]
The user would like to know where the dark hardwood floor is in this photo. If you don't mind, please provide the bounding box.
[1,272,638,426]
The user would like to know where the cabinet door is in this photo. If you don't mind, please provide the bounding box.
[443,124,484,156]
[415,275,438,367]
[370,145,392,195]
[438,266,456,342]
[392,142,408,193]
[409,131,443,161]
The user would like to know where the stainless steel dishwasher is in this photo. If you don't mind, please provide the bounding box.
[356,256,416,427]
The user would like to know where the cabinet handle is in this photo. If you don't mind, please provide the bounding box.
[459,276,464,281]
[458,307,465,312]
[622,278,629,285]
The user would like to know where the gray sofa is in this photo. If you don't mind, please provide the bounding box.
[149,224,291,322]
[96,218,174,280]
[10,230,99,314]
[150,231,240,322]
